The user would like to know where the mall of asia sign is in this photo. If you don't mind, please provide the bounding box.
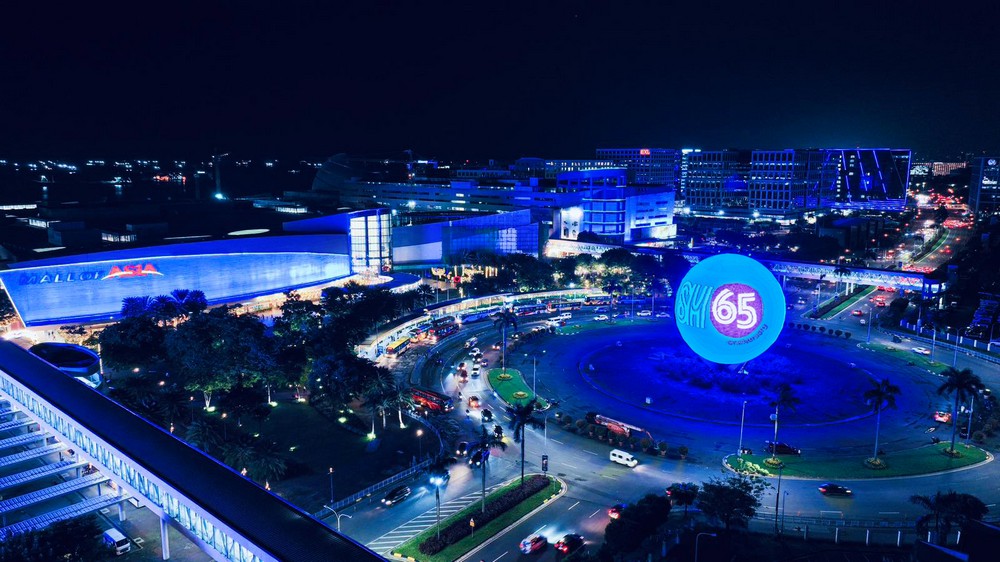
[674,254,785,364]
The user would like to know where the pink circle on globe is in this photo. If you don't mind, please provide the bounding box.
[709,283,764,338]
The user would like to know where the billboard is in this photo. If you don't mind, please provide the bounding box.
[674,254,785,364]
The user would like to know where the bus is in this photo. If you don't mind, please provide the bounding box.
[429,321,459,342]
[584,296,612,306]
[385,338,410,357]
[431,315,457,328]
[460,307,500,324]
[411,387,454,413]
[546,299,583,313]
[409,322,433,343]
[513,303,547,316]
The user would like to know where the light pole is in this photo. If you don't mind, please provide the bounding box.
[866,307,873,343]
[416,429,424,461]
[324,506,352,533]
[695,532,716,562]
[931,329,937,360]
[774,465,784,536]
[430,474,444,540]
[781,490,788,534]
[737,400,748,456]
[966,397,975,445]
[951,328,959,367]
[328,467,334,504]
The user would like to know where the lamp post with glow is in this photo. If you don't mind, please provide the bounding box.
[328,467,334,504]
[416,429,424,461]
[737,400,748,456]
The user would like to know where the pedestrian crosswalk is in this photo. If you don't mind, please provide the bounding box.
[365,482,505,554]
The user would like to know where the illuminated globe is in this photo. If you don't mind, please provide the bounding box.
[674,254,786,364]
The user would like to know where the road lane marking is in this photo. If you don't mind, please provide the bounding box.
[492,552,508,562]
[589,509,601,518]
[533,524,547,534]
[550,439,564,445]
[563,463,579,469]
[567,501,580,510]
[584,450,599,455]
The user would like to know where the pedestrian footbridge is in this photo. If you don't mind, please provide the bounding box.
[0,341,379,561]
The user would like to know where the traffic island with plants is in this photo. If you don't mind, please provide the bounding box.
[726,443,989,479]
[486,368,548,408]
[392,475,562,562]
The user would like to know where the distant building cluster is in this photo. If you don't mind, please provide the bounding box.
[970,157,1000,216]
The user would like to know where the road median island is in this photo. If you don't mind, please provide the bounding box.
[486,368,548,408]
[726,443,990,479]
[392,474,562,562]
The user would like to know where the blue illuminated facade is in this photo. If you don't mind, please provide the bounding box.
[0,235,351,326]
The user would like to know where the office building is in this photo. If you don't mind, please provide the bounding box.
[392,210,543,268]
[749,149,838,213]
[595,148,679,186]
[683,150,751,212]
[824,149,911,211]
[971,157,1000,216]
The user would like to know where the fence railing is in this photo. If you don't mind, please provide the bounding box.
[316,458,432,517]
[897,322,1000,364]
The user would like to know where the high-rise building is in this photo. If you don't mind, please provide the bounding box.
[683,150,751,211]
[595,148,679,186]
[971,157,1000,216]
[748,149,838,213]
[822,149,911,211]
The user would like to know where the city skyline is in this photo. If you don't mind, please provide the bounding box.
[1,3,998,160]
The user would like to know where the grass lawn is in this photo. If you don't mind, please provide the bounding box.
[393,476,561,562]
[865,344,948,371]
[728,443,989,479]
[487,368,549,409]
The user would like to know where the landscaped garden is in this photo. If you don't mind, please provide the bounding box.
[487,367,548,408]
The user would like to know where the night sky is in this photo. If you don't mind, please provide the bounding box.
[2,2,998,160]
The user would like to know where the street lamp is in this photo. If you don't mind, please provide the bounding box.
[737,400,748,456]
[866,306,873,344]
[416,429,424,460]
[324,506,352,533]
[429,474,445,540]
[694,532,716,562]
[774,465,784,536]
[328,467,334,504]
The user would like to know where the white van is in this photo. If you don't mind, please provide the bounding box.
[103,528,131,556]
[555,312,572,321]
[464,337,478,349]
[609,449,638,468]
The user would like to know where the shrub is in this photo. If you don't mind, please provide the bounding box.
[845,332,852,339]
[811,326,818,332]
[640,437,653,452]
[677,445,689,457]
[596,426,608,440]
[658,441,668,455]
[835,329,843,337]
[576,420,587,432]
[819,326,826,333]
[628,435,640,449]
[973,430,986,443]
[418,475,551,555]
[560,414,572,427]
[586,423,597,436]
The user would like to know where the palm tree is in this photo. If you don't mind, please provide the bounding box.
[469,424,507,513]
[120,296,154,318]
[416,285,435,308]
[169,289,208,316]
[833,263,851,295]
[937,367,984,454]
[506,400,544,486]
[863,378,901,465]
[249,441,288,484]
[910,491,988,545]
[185,419,222,455]
[769,383,800,461]
[222,435,256,469]
[386,384,415,428]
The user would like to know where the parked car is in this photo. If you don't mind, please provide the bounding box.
[933,411,952,423]
[764,441,801,455]
[519,534,547,554]
[637,310,652,317]
[608,503,628,519]
[555,533,585,555]
[912,347,931,356]
[456,441,470,456]
[818,483,853,497]
[594,314,610,321]
[381,486,411,506]
[655,311,670,318]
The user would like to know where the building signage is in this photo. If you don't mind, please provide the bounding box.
[17,263,163,285]
[674,254,785,364]
[102,263,163,280]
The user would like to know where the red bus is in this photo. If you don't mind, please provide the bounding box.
[584,296,612,306]
[429,321,459,342]
[411,387,454,413]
